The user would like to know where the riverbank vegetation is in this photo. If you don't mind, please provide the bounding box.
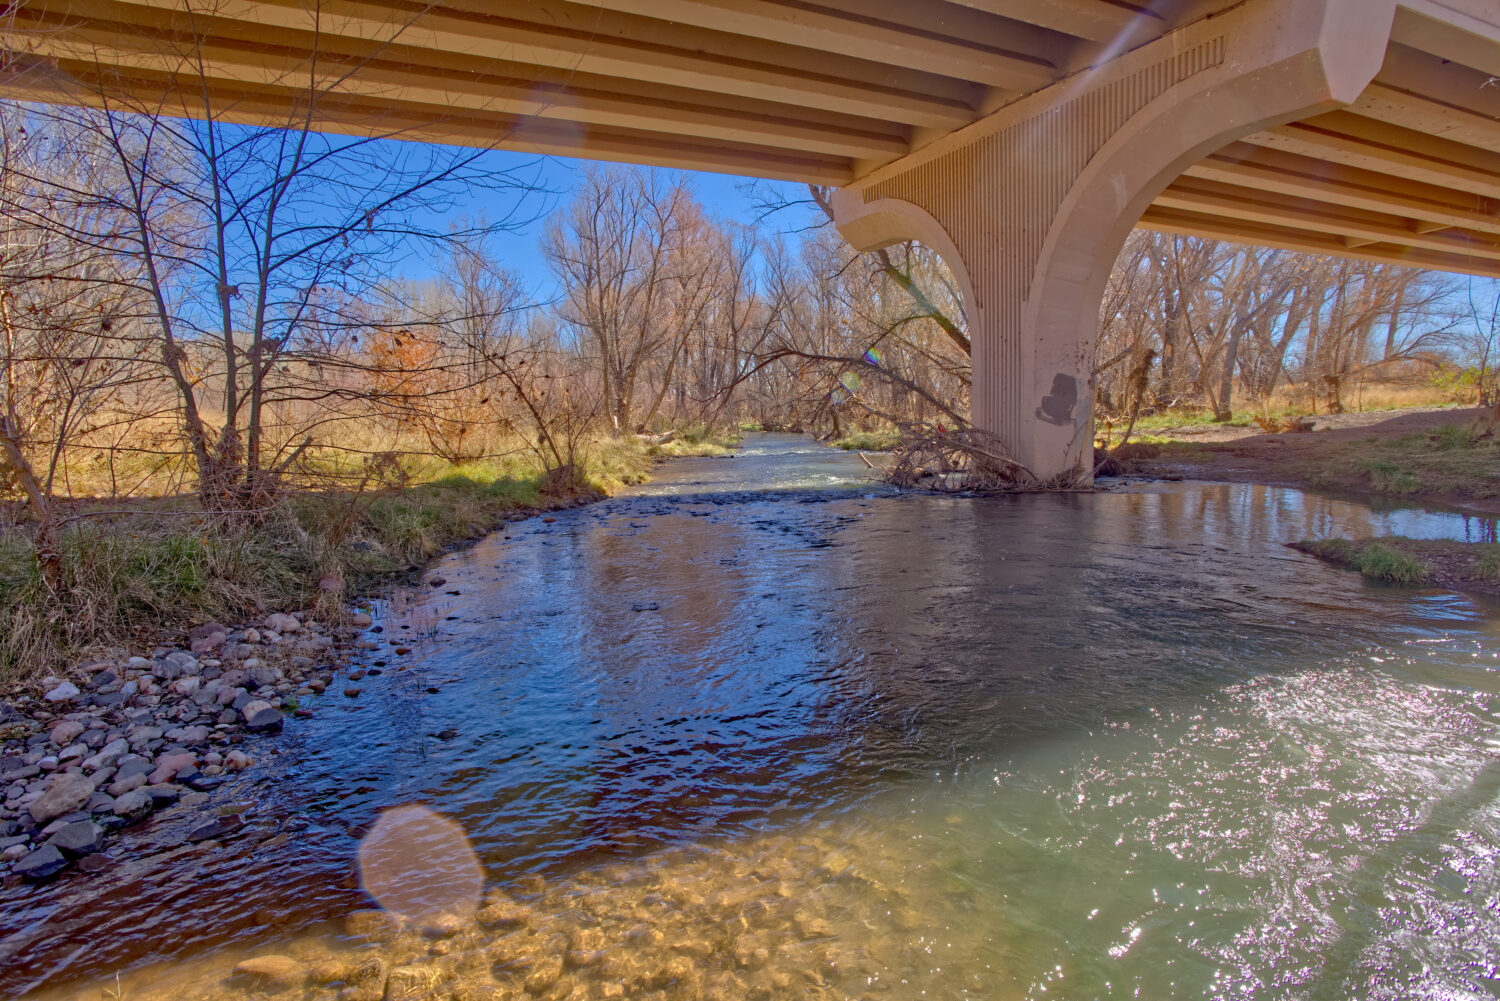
[1292,535,1500,595]
[1129,416,1500,510]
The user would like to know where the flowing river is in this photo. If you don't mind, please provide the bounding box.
[8,433,1500,1000]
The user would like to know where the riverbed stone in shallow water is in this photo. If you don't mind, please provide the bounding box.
[419,911,470,938]
[232,954,307,991]
[522,954,564,995]
[344,908,400,939]
[27,772,95,825]
[476,899,529,930]
[185,812,243,842]
[384,964,440,1000]
[14,844,68,881]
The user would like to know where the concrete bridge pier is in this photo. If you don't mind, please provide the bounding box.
[831,0,1395,484]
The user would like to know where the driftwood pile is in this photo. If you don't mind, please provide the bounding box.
[881,424,1039,491]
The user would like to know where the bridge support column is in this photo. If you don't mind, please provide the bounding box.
[832,0,1394,483]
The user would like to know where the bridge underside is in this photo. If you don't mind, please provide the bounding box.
[7,0,1500,479]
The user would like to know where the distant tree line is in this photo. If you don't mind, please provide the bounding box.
[1,95,1496,535]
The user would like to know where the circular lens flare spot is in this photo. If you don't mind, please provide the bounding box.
[357,805,483,922]
[862,347,883,366]
[839,372,861,392]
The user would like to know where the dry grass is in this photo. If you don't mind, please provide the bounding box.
[0,435,661,687]
[644,424,744,458]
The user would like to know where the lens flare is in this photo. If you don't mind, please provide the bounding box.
[862,347,883,366]
[839,372,861,392]
[357,805,483,923]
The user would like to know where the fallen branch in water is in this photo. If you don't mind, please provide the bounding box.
[884,423,1052,491]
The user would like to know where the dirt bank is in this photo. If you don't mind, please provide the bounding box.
[1123,404,1500,517]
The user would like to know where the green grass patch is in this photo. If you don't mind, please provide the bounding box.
[834,430,900,452]
[1125,410,1254,433]
[1292,537,1429,584]
[1301,424,1500,500]
[0,437,655,685]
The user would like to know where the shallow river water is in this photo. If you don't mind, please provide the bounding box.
[10,433,1500,1000]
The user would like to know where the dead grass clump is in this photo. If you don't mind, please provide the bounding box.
[1252,415,1316,433]
[1093,441,1162,476]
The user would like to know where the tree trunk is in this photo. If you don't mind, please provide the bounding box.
[0,417,60,591]
[1214,326,1242,422]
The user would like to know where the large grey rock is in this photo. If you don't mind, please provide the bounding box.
[49,721,85,748]
[163,650,200,675]
[241,700,283,731]
[111,788,152,821]
[47,820,103,856]
[106,774,145,804]
[43,682,80,703]
[113,757,153,782]
[165,725,210,745]
[144,784,179,808]
[245,666,280,689]
[150,660,184,682]
[13,844,68,881]
[126,726,162,749]
[169,676,200,696]
[28,773,96,825]
[83,739,129,773]
[86,670,118,691]
[263,613,301,634]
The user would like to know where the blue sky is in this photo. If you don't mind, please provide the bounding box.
[434,151,806,304]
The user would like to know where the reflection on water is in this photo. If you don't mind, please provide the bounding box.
[11,435,1500,999]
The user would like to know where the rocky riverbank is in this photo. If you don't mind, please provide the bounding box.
[0,609,375,884]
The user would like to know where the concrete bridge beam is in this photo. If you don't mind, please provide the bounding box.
[831,0,1397,484]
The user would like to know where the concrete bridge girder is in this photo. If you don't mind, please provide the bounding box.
[830,0,1399,483]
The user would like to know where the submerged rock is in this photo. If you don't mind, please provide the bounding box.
[384,964,439,1001]
[232,954,307,991]
[344,908,400,939]
[522,955,564,994]
[476,900,529,930]
[185,812,243,843]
